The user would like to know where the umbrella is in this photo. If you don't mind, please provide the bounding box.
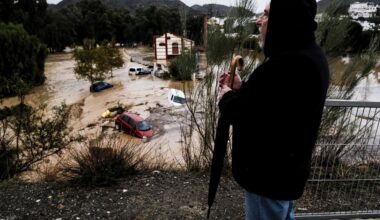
[207,56,243,219]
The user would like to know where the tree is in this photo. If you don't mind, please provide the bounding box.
[316,16,363,56]
[67,0,110,43]
[41,11,75,52]
[169,51,196,81]
[0,23,47,99]
[186,16,203,45]
[74,38,123,85]
[74,39,105,85]
[325,0,349,17]
[0,0,15,22]
[134,6,182,45]
[0,0,48,37]
[0,103,76,180]
[100,39,124,78]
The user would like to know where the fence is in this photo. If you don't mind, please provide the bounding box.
[295,99,380,219]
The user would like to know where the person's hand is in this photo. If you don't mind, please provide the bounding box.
[218,84,232,101]
[219,72,242,91]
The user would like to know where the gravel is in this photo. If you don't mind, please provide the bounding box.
[0,172,245,220]
[1,171,379,220]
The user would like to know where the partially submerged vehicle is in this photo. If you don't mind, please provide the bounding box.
[115,112,153,138]
[154,69,166,78]
[168,88,186,107]
[90,81,113,92]
[136,68,151,75]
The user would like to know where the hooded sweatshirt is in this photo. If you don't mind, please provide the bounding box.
[219,0,330,200]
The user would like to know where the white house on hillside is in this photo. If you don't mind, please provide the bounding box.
[154,33,194,60]
[349,2,379,19]
[356,20,376,31]
[208,17,226,26]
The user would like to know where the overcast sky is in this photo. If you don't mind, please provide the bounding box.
[46,0,269,12]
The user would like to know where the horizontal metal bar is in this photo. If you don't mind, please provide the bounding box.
[325,99,380,108]
[315,144,380,147]
[296,211,380,220]
[308,179,380,182]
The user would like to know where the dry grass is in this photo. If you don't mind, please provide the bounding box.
[61,134,157,185]
[329,58,347,86]
[36,158,65,183]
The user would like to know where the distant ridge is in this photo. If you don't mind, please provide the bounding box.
[50,0,189,11]
[48,0,234,17]
[190,4,232,17]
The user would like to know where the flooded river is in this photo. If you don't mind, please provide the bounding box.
[0,48,192,166]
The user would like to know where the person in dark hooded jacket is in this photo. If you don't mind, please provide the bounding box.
[217,0,330,219]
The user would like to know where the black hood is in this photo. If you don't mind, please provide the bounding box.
[264,0,318,57]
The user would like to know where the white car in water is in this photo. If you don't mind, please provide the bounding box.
[168,89,186,107]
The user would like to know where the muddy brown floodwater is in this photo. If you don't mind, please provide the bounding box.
[0,47,192,171]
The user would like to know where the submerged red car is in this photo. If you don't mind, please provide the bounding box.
[115,112,153,138]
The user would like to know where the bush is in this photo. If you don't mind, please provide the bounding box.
[63,135,151,185]
[169,52,196,81]
[0,103,73,180]
[0,23,47,98]
[0,146,17,180]
[169,60,180,79]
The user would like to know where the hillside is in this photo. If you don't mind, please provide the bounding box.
[317,0,380,13]
[50,0,189,11]
[48,0,234,17]
[190,4,232,17]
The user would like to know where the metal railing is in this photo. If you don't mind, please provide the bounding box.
[295,99,380,219]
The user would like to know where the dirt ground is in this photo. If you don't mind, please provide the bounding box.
[1,171,379,220]
[0,172,245,220]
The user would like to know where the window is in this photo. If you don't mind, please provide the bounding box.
[122,116,130,124]
[172,42,179,55]
[129,120,136,129]
[159,43,166,46]
[138,121,151,131]
[173,96,186,104]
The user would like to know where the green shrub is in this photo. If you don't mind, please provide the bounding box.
[0,103,73,180]
[169,52,196,81]
[0,23,47,98]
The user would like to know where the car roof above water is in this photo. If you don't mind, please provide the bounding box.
[121,112,144,122]
[170,88,185,98]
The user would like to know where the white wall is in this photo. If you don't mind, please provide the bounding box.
[155,33,194,60]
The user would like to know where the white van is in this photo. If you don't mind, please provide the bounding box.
[128,67,136,75]
[168,89,186,107]
[128,67,142,75]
